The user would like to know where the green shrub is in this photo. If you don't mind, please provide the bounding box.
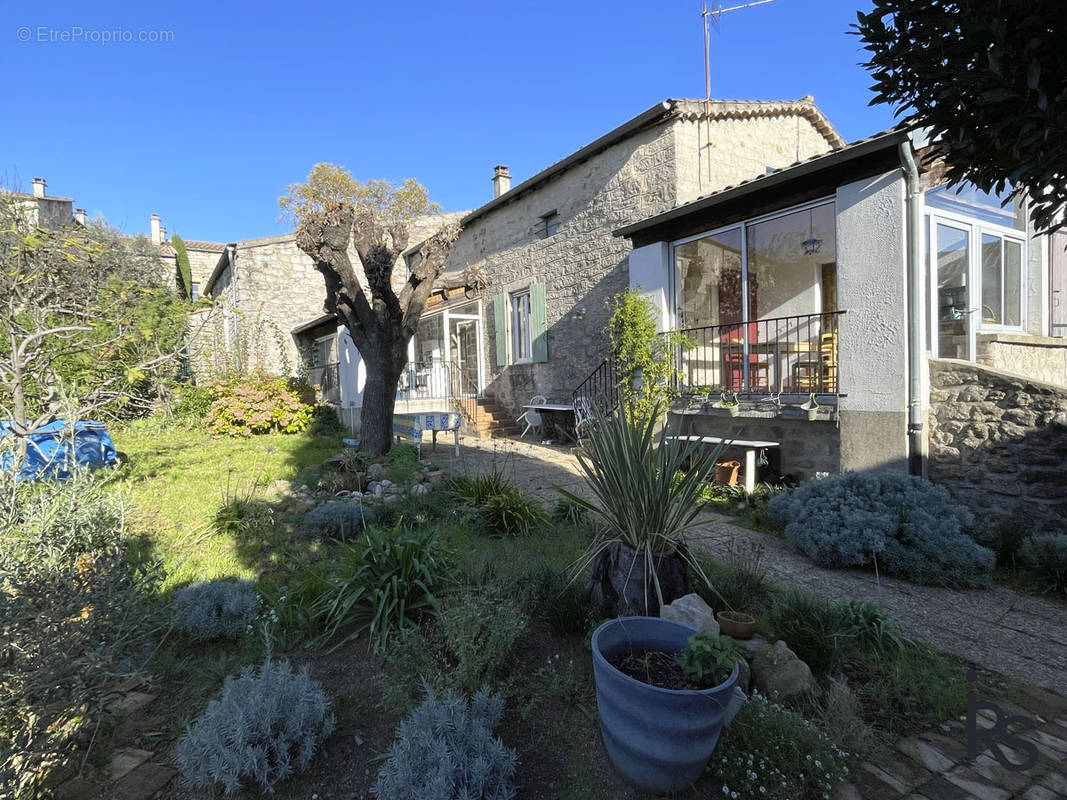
[446,469,514,507]
[530,566,596,636]
[201,375,315,437]
[0,461,162,797]
[172,578,260,641]
[551,497,588,524]
[769,471,993,587]
[373,687,517,800]
[175,659,334,795]
[972,522,1031,568]
[439,592,529,693]
[386,443,421,482]
[676,633,738,688]
[1019,532,1067,593]
[172,383,214,421]
[852,644,967,733]
[692,557,774,616]
[308,403,346,435]
[480,488,547,536]
[838,599,914,655]
[767,590,850,676]
[711,691,849,800]
[302,500,376,541]
[311,521,451,651]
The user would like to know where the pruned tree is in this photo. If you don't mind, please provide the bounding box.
[172,233,193,300]
[281,164,459,454]
[0,195,193,437]
[855,0,1067,232]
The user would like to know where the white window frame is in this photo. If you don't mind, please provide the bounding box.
[310,334,336,368]
[510,290,533,364]
[541,211,559,239]
[925,207,1027,360]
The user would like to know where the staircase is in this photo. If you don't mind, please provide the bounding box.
[464,398,521,438]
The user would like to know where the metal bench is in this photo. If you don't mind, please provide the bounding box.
[664,434,780,494]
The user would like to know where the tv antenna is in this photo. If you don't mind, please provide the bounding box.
[702,0,778,111]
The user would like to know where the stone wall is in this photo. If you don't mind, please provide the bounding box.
[977,334,1067,389]
[928,358,1067,531]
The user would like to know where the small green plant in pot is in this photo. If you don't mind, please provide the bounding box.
[560,403,725,617]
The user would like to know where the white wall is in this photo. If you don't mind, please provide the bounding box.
[337,327,366,409]
[629,241,671,332]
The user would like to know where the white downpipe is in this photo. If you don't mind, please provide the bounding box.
[899,139,925,476]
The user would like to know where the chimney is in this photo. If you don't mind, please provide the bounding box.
[160,225,167,243]
[150,213,162,246]
[32,177,46,198]
[74,208,87,225]
[492,165,511,198]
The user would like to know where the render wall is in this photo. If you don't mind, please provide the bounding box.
[977,334,1067,389]
[834,170,910,472]
[928,358,1067,531]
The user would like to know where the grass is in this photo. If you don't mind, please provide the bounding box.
[116,425,344,589]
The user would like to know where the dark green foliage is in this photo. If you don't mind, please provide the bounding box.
[767,590,850,677]
[308,403,346,435]
[838,599,914,655]
[675,633,737,688]
[855,0,1067,233]
[851,645,967,734]
[175,659,334,795]
[302,500,376,541]
[386,443,421,482]
[480,488,547,536]
[1019,532,1067,594]
[770,471,993,587]
[311,521,451,651]
[692,557,774,616]
[551,496,588,525]
[440,592,529,694]
[172,578,260,641]
[713,692,849,800]
[172,233,193,300]
[373,687,518,800]
[531,566,597,636]
[172,383,214,421]
[972,522,1031,568]
[446,469,514,507]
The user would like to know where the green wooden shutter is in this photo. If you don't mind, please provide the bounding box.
[530,282,548,363]
[493,292,510,367]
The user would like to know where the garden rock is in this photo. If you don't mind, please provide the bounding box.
[427,470,444,484]
[751,640,814,701]
[659,593,720,635]
[367,463,385,479]
[737,635,773,658]
[411,483,430,495]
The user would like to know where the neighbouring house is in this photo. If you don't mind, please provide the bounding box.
[3,177,82,229]
[612,125,1067,527]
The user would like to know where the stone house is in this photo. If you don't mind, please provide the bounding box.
[333,97,845,431]
[613,126,1067,527]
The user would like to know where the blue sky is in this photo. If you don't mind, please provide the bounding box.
[2,0,896,243]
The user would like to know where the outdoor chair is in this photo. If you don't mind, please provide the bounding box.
[574,396,594,442]
[517,394,547,438]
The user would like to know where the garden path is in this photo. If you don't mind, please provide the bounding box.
[435,436,1067,695]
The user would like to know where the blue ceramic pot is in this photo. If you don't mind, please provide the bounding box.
[591,616,744,794]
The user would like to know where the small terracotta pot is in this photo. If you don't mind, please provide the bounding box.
[716,610,756,640]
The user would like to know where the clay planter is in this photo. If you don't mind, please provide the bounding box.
[591,617,745,793]
[716,610,756,640]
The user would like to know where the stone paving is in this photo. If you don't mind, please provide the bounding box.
[433,434,1067,799]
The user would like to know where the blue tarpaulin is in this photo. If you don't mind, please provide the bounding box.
[0,420,118,480]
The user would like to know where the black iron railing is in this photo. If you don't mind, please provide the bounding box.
[308,362,341,404]
[398,359,480,426]
[572,357,619,415]
[677,311,843,396]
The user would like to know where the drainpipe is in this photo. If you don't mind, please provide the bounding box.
[899,137,924,476]
[226,245,241,373]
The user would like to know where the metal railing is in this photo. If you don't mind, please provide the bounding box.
[572,357,619,415]
[308,362,341,404]
[678,311,843,396]
[399,359,480,426]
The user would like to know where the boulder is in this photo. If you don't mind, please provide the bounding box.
[751,640,814,702]
[367,463,385,480]
[411,483,430,495]
[659,593,720,636]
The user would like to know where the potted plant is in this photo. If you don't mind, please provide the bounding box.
[715,609,757,639]
[559,403,724,617]
[591,618,746,792]
[708,391,741,417]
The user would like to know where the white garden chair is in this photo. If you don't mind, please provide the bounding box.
[573,396,594,442]
[517,394,547,438]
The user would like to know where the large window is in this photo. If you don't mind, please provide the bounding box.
[510,290,532,362]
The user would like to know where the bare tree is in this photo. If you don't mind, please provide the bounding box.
[281,164,459,454]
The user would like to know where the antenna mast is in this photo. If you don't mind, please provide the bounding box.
[702,0,778,111]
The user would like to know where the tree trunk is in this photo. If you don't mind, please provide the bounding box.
[587,541,689,618]
[358,333,408,455]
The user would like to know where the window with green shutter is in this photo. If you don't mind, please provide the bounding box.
[496,284,548,365]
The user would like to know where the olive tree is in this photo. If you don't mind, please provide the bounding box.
[280,163,458,454]
[855,0,1067,231]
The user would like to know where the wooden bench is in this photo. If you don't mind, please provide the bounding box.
[392,411,461,457]
[664,435,780,494]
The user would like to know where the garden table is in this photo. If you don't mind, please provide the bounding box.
[521,403,578,444]
[392,411,461,457]
[664,434,780,494]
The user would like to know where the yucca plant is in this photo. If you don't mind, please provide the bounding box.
[559,404,725,616]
